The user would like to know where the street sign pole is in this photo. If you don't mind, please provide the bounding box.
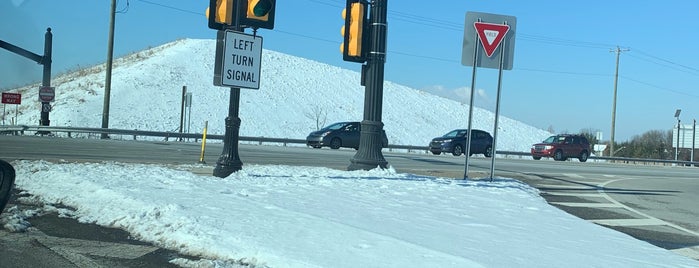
[463,18,480,180]
[461,12,516,181]
[0,28,53,131]
[489,20,510,182]
[213,0,244,178]
[38,28,53,135]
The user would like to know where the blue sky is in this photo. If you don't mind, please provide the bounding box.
[2,0,699,142]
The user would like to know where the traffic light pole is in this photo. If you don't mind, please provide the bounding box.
[213,0,244,178]
[40,28,53,130]
[0,28,52,131]
[348,0,388,171]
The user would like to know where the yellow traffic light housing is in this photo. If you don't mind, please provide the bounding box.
[241,0,275,30]
[207,0,233,30]
[341,0,368,63]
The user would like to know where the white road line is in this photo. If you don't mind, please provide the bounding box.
[538,184,595,189]
[37,235,159,259]
[563,173,585,179]
[24,229,159,268]
[671,246,699,260]
[550,202,623,208]
[591,218,666,227]
[541,192,603,197]
[598,178,699,237]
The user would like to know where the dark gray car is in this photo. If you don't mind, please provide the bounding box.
[306,121,388,150]
[429,129,493,157]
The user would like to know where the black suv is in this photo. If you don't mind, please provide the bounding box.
[429,129,493,157]
[531,134,591,162]
[306,122,389,150]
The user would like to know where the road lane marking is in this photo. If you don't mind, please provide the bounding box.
[591,218,666,227]
[598,178,699,237]
[541,192,603,197]
[550,202,622,208]
[8,228,160,268]
[671,246,699,260]
[37,235,159,259]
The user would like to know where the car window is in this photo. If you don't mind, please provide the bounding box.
[323,122,346,131]
[443,130,460,138]
[543,136,556,143]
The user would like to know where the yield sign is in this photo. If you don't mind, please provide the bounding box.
[473,22,510,57]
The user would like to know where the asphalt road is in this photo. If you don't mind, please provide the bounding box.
[1,135,698,265]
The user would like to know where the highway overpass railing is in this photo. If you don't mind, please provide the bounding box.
[1,125,697,167]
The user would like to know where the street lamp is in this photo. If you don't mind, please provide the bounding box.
[675,109,681,162]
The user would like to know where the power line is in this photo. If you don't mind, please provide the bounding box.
[134,0,201,16]
[129,0,698,98]
[633,48,699,73]
[621,75,699,98]
[627,50,699,77]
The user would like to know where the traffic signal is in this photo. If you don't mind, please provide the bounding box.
[341,0,368,63]
[241,0,275,30]
[206,0,233,30]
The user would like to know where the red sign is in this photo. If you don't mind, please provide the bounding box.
[473,22,510,57]
[39,86,55,102]
[1,92,21,104]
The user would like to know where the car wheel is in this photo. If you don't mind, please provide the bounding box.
[0,160,16,216]
[553,150,565,161]
[533,156,542,160]
[452,145,463,156]
[329,138,342,149]
[431,150,441,155]
[310,145,321,149]
[484,146,493,158]
[579,151,589,162]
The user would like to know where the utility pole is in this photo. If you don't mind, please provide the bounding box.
[609,46,628,157]
[102,0,116,139]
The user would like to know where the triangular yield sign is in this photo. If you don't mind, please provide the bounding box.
[473,22,510,57]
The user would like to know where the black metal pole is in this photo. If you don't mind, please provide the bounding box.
[676,119,681,162]
[179,86,186,141]
[213,0,244,177]
[348,0,388,171]
[39,28,52,128]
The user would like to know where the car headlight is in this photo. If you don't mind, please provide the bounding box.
[545,145,553,150]
[321,131,332,136]
[442,139,452,143]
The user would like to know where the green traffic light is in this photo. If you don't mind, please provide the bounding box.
[252,0,272,17]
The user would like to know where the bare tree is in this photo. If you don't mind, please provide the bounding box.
[304,105,327,131]
[579,128,600,146]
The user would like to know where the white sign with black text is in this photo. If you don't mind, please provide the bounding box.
[221,30,263,89]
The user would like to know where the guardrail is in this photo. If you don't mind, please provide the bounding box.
[1,125,697,167]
